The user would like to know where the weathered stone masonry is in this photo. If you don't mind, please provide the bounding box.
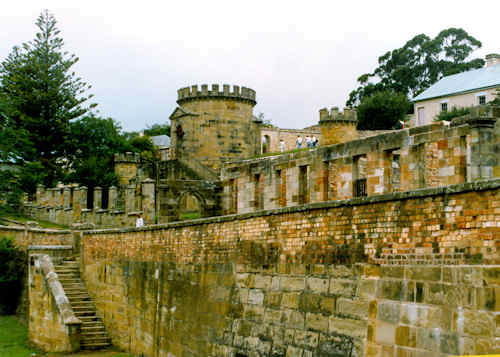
[78,179,500,356]
[222,107,500,216]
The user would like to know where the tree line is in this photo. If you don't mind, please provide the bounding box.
[0,11,169,213]
[348,28,486,130]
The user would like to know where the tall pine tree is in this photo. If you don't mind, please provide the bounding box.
[0,10,95,189]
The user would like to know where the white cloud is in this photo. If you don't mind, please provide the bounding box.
[1,0,498,131]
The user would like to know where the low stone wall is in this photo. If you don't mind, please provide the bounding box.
[80,179,500,356]
[0,226,74,251]
[29,254,81,352]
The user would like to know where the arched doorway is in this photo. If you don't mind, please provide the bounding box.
[262,135,271,154]
[178,192,203,220]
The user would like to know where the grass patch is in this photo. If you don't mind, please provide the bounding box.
[251,147,314,159]
[180,212,201,220]
[2,214,69,229]
[0,315,39,357]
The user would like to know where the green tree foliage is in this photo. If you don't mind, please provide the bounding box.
[66,115,157,190]
[0,10,96,188]
[143,123,170,137]
[490,88,500,106]
[0,237,25,314]
[434,106,472,122]
[347,28,484,106]
[356,91,412,130]
[66,115,127,189]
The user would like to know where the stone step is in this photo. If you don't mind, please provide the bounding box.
[80,341,111,350]
[81,325,106,332]
[81,336,111,344]
[81,320,105,327]
[78,316,101,322]
[67,295,91,302]
[60,283,86,289]
[71,302,95,308]
[74,310,97,317]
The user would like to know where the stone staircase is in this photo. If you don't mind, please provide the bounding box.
[55,256,111,350]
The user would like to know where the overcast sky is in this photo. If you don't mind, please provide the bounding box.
[1,1,499,132]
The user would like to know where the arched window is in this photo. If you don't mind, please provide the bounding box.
[262,135,271,154]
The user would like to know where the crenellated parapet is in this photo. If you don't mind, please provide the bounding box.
[319,107,358,145]
[177,84,257,105]
[114,152,141,164]
[319,106,357,123]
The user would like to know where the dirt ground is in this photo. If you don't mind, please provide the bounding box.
[39,350,135,357]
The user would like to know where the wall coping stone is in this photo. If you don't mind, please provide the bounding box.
[28,245,73,250]
[0,225,72,234]
[84,178,500,235]
[36,254,81,326]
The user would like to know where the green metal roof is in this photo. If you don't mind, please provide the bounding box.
[413,64,500,102]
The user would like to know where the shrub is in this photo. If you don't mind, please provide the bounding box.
[434,106,471,122]
[0,238,25,314]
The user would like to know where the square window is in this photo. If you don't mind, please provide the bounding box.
[441,102,448,112]
[479,95,486,105]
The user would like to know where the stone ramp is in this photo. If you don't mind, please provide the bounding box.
[55,256,111,350]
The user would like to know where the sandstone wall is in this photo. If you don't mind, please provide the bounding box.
[29,254,80,353]
[0,226,74,250]
[171,84,261,170]
[80,180,500,356]
[223,112,499,215]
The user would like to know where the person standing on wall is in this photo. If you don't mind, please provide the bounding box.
[297,136,302,149]
[136,213,144,228]
[306,136,311,148]
[280,139,285,152]
[312,136,317,147]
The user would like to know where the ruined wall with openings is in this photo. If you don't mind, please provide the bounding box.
[222,108,500,215]
[80,179,500,357]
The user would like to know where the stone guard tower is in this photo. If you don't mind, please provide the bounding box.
[318,107,358,145]
[170,84,261,171]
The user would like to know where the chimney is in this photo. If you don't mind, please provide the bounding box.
[485,53,500,67]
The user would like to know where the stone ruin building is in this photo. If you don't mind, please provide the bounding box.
[25,84,500,230]
[12,83,500,356]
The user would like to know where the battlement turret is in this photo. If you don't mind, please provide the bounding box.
[318,107,358,145]
[319,107,357,123]
[177,84,256,105]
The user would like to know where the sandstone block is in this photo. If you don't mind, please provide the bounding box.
[252,274,272,289]
[294,329,319,350]
[282,292,300,309]
[377,301,401,323]
[336,298,369,319]
[319,296,335,314]
[415,327,440,352]
[329,316,367,338]
[281,277,305,291]
[463,310,494,337]
[405,266,441,281]
[305,312,329,333]
[329,279,355,297]
[265,291,282,308]
[244,304,265,323]
[374,321,396,345]
[248,289,264,305]
[307,277,329,294]
[283,309,305,329]
[376,279,403,301]
[286,345,303,357]
[358,279,378,299]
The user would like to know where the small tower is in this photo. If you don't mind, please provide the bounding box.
[113,152,141,186]
[170,84,261,170]
[318,107,358,145]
